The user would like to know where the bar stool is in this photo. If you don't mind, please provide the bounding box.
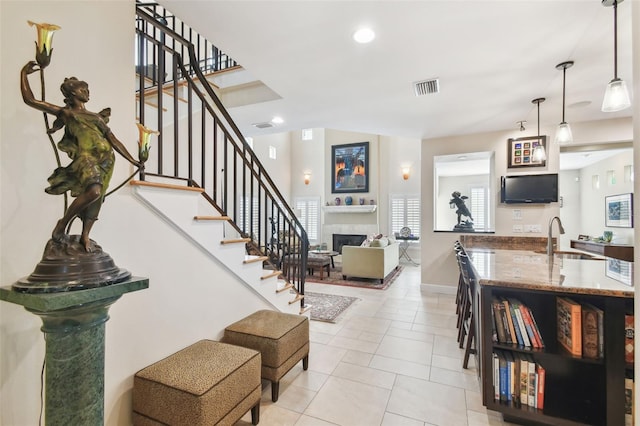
[458,256,477,369]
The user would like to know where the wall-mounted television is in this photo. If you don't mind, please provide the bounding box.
[500,173,558,204]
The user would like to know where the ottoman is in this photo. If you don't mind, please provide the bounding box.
[222,310,309,402]
[132,340,261,425]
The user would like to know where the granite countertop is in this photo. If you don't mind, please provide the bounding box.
[466,248,634,298]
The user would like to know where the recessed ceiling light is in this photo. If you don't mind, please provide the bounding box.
[353,27,375,44]
[271,116,284,124]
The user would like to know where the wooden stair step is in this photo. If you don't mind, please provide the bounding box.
[299,304,312,315]
[221,238,251,245]
[261,271,282,280]
[130,180,204,193]
[288,294,304,305]
[276,283,294,293]
[194,215,231,221]
[243,256,268,264]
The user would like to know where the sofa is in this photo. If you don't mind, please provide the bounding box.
[341,238,399,282]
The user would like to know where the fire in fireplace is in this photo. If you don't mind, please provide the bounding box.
[333,234,367,254]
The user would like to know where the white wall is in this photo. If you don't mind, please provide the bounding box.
[1,2,271,425]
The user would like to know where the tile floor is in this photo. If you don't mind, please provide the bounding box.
[239,262,517,426]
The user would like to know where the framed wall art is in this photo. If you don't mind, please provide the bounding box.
[331,141,369,193]
[605,193,633,228]
[507,135,547,168]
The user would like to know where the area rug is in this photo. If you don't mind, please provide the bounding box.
[305,265,404,290]
[304,292,358,323]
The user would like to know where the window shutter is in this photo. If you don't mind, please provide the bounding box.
[390,194,421,237]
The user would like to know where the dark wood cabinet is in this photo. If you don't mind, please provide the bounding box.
[479,285,632,426]
[571,239,634,262]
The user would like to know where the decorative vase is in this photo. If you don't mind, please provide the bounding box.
[335,197,341,206]
[370,199,375,205]
[345,196,353,205]
[359,197,365,205]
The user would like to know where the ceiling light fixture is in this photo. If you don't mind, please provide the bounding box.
[271,116,284,124]
[353,27,375,44]
[601,0,631,112]
[555,61,574,144]
[517,121,526,131]
[532,98,547,162]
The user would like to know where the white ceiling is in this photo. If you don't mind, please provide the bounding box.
[159,0,633,142]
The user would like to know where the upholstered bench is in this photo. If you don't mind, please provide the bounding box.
[283,253,330,279]
[132,340,261,425]
[222,310,309,402]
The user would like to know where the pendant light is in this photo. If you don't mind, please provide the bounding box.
[555,61,574,144]
[532,98,546,162]
[602,0,631,112]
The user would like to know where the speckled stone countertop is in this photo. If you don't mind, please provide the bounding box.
[466,248,634,298]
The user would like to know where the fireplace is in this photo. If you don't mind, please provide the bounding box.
[333,234,367,254]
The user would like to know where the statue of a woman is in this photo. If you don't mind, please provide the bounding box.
[20,61,141,252]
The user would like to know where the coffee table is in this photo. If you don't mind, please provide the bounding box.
[312,250,339,268]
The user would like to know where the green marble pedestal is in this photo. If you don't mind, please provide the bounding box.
[0,277,148,425]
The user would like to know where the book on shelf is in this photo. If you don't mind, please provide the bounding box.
[509,298,532,347]
[527,356,536,407]
[492,298,508,344]
[519,355,529,406]
[625,314,634,364]
[505,351,514,402]
[520,304,542,349]
[493,352,500,401]
[625,377,634,426]
[581,304,602,359]
[556,297,582,356]
[498,351,508,403]
[536,364,545,410]
[502,299,519,346]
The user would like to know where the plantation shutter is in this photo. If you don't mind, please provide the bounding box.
[294,197,320,242]
[390,194,421,237]
[470,186,487,231]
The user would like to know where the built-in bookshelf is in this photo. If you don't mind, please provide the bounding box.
[480,285,633,425]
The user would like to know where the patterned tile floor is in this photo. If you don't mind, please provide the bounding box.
[239,262,518,426]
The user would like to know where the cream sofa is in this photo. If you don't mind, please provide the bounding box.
[341,241,399,283]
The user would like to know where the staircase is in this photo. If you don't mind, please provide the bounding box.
[133,2,308,314]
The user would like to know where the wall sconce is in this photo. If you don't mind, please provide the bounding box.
[602,0,631,112]
[402,166,411,180]
[303,172,311,185]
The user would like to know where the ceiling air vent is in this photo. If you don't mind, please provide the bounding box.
[252,122,274,129]
[413,78,440,96]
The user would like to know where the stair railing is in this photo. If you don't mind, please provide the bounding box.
[135,4,308,303]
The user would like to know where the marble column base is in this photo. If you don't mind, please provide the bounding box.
[0,277,148,425]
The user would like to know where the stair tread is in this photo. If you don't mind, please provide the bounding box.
[131,180,204,193]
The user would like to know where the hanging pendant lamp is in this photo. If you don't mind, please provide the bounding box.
[532,98,546,162]
[555,61,574,144]
[602,0,631,112]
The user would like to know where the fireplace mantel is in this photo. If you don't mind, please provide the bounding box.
[323,205,377,214]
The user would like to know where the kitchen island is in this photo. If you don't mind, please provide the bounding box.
[465,246,633,426]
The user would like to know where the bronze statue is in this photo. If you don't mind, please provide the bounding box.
[20,61,141,252]
[450,191,474,231]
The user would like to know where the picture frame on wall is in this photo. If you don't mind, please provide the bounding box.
[332,141,369,193]
[507,135,547,168]
[605,193,633,228]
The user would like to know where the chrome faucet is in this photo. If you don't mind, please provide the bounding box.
[547,216,565,256]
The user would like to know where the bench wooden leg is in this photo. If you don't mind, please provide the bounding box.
[271,381,280,402]
[303,354,309,370]
[251,402,260,425]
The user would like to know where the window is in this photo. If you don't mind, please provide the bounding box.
[239,196,260,239]
[469,186,489,231]
[294,197,320,242]
[390,194,421,237]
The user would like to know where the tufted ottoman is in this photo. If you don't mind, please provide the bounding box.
[132,340,261,425]
[222,310,309,402]
[283,253,330,279]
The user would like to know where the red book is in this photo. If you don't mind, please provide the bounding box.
[520,305,541,348]
[625,314,634,364]
[536,364,545,410]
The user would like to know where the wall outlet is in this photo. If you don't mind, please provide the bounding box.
[513,224,523,233]
[524,224,542,233]
[512,209,522,220]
